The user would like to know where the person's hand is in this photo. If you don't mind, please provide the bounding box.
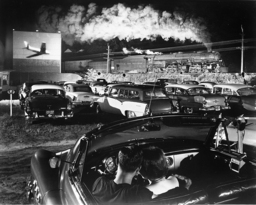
[174,174,192,190]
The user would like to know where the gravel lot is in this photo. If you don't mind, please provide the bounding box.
[0,100,124,204]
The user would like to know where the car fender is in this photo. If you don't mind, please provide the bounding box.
[31,149,61,204]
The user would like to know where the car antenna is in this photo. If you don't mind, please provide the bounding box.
[148,75,157,114]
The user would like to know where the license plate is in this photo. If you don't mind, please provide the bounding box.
[215,106,220,111]
[46,110,54,114]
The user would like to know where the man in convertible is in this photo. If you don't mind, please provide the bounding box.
[92,145,153,204]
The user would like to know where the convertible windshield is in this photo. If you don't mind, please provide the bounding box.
[187,87,211,95]
[144,88,167,99]
[88,115,217,153]
[237,87,256,96]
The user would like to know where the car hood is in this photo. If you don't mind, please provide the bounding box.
[87,115,218,154]
[30,95,68,109]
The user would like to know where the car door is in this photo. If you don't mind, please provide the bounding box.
[120,89,147,117]
[100,87,123,115]
[175,88,190,108]
[60,141,97,205]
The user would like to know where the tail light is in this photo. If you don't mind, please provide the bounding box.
[194,96,206,104]
[144,105,150,115]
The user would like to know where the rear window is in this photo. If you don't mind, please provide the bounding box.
[31,89,65,97]
[144,88,166,99]
[74,86,92,92]
[187,88,210,95]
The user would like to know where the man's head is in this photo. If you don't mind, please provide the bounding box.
[118,145,142,173]
[140,146,168,181]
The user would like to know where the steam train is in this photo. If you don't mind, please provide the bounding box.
[144,51,227,73]
[86,51,227,74]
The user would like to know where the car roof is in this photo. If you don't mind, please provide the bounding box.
[213,84,252,89]
[67,83,90,87]
[199,81,216,84]
[165,84,204,89]
[63,81,77,85]
[31,84,65,92]
[110,84,162,90]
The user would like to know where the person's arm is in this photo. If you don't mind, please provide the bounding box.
[174,174,192,190]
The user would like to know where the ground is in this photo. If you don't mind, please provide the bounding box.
[0,100,124,204]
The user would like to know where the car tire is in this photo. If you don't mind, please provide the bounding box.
[126,111,136,118]
[184,107,193,114]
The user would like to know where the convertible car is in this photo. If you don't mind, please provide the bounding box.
[24,84,73,121]
[27,115,256,204]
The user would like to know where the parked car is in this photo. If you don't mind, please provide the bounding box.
[27,114,256,205]
[111,80,134,85]
[64,83,99,107]
[199,81,217,92]
[94,84,175,118]
[142,81,160,86]
[213,84,256,116]
[90,81,108,95]
[165,84,230,114]
[24,84,73,121]
[19,81,49,110]
[156,78,178,87]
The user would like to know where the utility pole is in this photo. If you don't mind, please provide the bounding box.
[106,43,111,73]
[240,25,244,74]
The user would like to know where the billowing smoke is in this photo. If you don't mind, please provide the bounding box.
[37,3,212,50]
[123,47,162,55]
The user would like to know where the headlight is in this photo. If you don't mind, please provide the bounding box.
[67,103,72,110]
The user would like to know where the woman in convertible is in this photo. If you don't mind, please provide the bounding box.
[140,146,192,199]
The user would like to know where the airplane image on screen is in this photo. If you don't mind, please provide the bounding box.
[24,41,50,58]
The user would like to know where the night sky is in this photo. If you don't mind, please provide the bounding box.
[1,0,256,72]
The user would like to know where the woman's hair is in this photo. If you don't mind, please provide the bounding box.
[140,146,168,181]
[118,145,143,173]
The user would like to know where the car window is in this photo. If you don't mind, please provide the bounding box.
[74,86,92,92]
[64,85,71,92]
[213,87,222,94]
[31,90,43,96]
[119,89,129,98]
[128,90,139,99]
[223,88,232,95]
[165,87,175,94]
[188,88,210,95]
[109,88,119,98]
[237,87,256,96]
[176,88,185,95]
[144,88,166,99]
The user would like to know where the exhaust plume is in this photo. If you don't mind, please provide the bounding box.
[37,3,212,49]
[123,47,162,55]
